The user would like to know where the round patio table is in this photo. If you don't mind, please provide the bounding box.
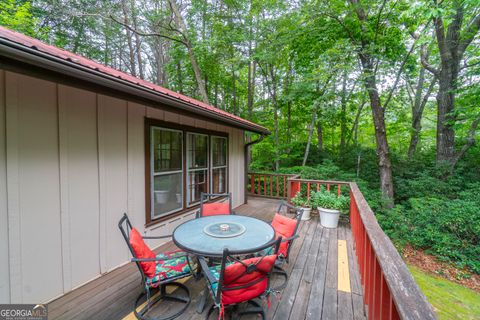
[172,215,275,257]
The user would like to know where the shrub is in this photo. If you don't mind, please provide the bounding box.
[291,191,311,208]
[311,187,349,212]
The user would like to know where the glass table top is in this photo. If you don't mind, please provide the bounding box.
[173,215,275,256]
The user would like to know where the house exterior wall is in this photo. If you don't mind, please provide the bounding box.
[0,70,246,304]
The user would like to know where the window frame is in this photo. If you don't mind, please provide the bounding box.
[210,135,228,195]
[186,132,209,207]
[150,127,184,219]
[145,118,229,226]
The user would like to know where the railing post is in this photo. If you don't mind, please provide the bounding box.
[287,177,301,202]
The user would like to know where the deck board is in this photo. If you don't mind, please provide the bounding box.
[48,197,365,320]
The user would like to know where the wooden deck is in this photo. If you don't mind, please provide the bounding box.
[48,197,365,320]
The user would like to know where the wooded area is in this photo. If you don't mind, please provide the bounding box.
[1,0,479,278]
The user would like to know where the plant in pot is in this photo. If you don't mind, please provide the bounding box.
[311,187,349,228]
[291,192,312,221]
[154,177,171,204]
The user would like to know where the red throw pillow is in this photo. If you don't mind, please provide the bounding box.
[129,228,156,278]
[271,213,297,257]
[221,255,277,305]
[202,203,230,216]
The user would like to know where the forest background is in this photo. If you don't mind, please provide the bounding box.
[1,0,479,298]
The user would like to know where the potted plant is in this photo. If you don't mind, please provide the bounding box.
[154,178,170,204]
[291,192,312,220]
[311,187,349,228]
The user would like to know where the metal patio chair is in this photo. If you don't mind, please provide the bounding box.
[198,237,282,319]
[196,192,234,218]
[118,213,195,320]
[269,200,304,290]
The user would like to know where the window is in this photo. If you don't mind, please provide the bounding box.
[211,136,227,194]
[151,127,183,218]
[147,120,228,222]
[187,133,208,205]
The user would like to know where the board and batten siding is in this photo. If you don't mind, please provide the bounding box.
[0,70,245,304]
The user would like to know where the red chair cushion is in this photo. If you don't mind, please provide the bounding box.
[202,203,231,216]
[221,255,277,305]
[271,213,297,257]
[129,228,156,278]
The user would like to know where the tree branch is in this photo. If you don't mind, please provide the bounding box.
[383,41,416,111]
[458,13,480,56]
[109,14,187,46]
[452,116,480,168]
[421,44,440,75]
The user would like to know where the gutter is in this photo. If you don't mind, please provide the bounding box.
[0,38,270,135]
[244,133,267,204]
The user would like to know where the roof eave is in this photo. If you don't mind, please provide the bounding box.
[0,38,271,135]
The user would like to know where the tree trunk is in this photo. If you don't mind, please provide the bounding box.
[272,76,280,171]
[408,67,436,158]
[247,60,256,119]
[436,64,457,163]
[130,0,144,79]
[176,61,183,93]
[429,9,480,165]
[232,68,238,115]
[317,120,323,153]
[360,54,394,205]
[247,21,256,120]
[303,106,317,166]
[349,0,394,206]
[340,69,348,152]
[121,0,136,77]
[168,0,209,104]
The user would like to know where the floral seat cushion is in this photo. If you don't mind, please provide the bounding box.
[145,252,192,288]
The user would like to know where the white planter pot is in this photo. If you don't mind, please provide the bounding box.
[301,207,312,221]
[318,207,341,228]
[154,190,169,204]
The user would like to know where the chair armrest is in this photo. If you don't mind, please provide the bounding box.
[142,235,171,239]
[282,234,299,242]
[198,256,218,285]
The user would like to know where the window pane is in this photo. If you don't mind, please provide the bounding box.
[212,136,227,167]
[188,133,208,169]
[188,170,208,205]
[153,128,182,173]
[212,168,226,194]
[153,173,183,217]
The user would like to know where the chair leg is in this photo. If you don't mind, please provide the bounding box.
[205,304,217,320]
[270,265,288,291]
[134,282,191,320]
[237,300,265,320]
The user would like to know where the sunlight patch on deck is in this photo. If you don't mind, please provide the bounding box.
[122,276,190,320]
[338,240,351,293]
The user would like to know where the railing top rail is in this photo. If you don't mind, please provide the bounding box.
[287,178,351,186]
[349,182,436,320]
[248,172,299,177]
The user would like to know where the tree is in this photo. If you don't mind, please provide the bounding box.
[421,1,480,166]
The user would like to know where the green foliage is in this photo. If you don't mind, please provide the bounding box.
[310,187,349,212]
[0,0,40,36]
[279,150,480,275]
[380,188,480,274]
[291,191,310,208]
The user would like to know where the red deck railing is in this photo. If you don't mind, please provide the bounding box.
[247,172,437,320]
[247,172,298,198]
